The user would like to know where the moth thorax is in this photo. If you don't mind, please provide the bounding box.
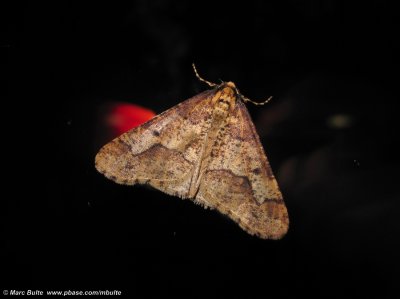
[217,96,234,111]
[217,86,236,111]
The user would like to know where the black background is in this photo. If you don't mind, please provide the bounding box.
[5,1,400,298]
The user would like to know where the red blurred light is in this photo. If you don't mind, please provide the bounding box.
[106,103,156,136]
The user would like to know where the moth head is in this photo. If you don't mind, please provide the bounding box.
[219,81,238,98]
[213,82,239,112]
[192,64,272,107]
[225,81,236,89]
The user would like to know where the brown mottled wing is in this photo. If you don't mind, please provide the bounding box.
[95,89,215,198]
[195,100,289,239]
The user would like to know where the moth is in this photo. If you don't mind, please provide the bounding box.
[95,65,289,239]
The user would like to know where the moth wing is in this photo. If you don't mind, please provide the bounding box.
[95,89,215,198]
[196,100,289,239]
